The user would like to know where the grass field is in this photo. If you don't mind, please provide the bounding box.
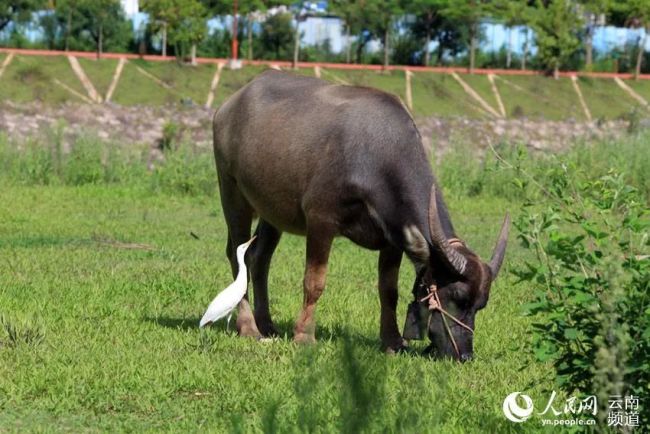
[0,54,648,120]
[1,129,648,432]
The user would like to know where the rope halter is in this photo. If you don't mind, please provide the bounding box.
[420,284,474,359]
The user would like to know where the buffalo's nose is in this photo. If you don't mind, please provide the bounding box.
[460,353,473,363]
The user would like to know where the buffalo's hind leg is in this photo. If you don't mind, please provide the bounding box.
[294,224,334,344]
[218,171,261,338]
[248,219,282,337]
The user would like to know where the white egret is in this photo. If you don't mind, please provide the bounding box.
[199,236,256,330]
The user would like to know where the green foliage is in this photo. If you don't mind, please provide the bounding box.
[438,132,650,202]
[149,143,217,196]
[0,0,44,32]
[530,0,583,76]
[259,12,294,60]
[141,0,208,60]
[515,166,649,403]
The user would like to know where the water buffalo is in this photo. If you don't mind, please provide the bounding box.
[212,70,509,360]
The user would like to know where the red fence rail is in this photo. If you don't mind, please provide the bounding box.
[1,47,649,80]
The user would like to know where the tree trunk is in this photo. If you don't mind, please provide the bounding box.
[97,22,103,60]
[162,22,167,57]
[191,43,197,65]
[345,24,351,64]
[522,29,528,70]
[469,23,477,73]
[424,28,431,66]
[65,9,71,51]
[585,27,593,71]
[356,35,364,63]
[634,30,647,80]
[383,27,389,70]
[506,26,512,68]
[247,14,253,61]
[292,17,300,69]
[553,63,559,79]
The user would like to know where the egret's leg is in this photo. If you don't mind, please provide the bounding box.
[249,219,282,337]
[226,314,232,332]
[294,223,334,344]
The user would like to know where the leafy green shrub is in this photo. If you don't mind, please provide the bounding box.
[160,121,180,151]
[149,142,217,196]
[438,133,650,202]
[515,167,649,414]
[62,136,104,185]
[16,63,47,84]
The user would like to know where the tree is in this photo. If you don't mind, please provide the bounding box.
[48,0,80,52]
[329,0,365,63]
[405,0,449,66]
[47,0,130,57]
[441,0,488,73]
[366,0,402,69]
[493,0,534,69]
[0,0,43,33]
[614,0,650,78]
[142,0,207,64]
[202,0,271,61]
[530,0,582,79]
[578,0,609,71]
[259,11,293,60]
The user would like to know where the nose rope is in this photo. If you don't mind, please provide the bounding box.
[420,284,474,359]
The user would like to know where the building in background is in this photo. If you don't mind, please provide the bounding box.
[120,0,139,17]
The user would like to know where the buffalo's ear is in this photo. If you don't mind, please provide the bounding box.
[489,213,510,280]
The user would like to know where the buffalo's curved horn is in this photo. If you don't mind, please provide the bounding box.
[489,213,510,280]
[428,185,467,276]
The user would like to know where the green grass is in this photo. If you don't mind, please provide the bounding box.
[111,60,178,106]
[77,57,119,98]
[0,131,650,433]
[1,130,649,431]
[410,72,487,118]
[624,78,650,106]
[210,65,269,108]
[0,55,88,103]
[577,76,639,120]
[495,75,585,120]
[458,73,501,114]
[131,60,219,106]
[0,184,551,433]
[0,54,648,121]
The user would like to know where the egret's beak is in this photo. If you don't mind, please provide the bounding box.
[243,235,257,249]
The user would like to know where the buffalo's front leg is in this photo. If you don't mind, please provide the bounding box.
[378,247,405,353]
[294,225,333,344]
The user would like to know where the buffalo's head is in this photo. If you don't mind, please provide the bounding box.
[403,186,510,362]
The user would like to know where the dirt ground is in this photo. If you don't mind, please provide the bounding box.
[0,101,630,158]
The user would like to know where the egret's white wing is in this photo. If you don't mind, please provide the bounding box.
[199,282,242,327]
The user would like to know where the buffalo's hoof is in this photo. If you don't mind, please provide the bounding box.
[237,316,262,339]
[382,338,408,355]
[256,319,279,337]
[293,333,316,345]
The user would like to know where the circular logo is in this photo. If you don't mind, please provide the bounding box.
[503,392,534,423]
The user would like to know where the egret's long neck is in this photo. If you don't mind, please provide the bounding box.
[234,251,248,289]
